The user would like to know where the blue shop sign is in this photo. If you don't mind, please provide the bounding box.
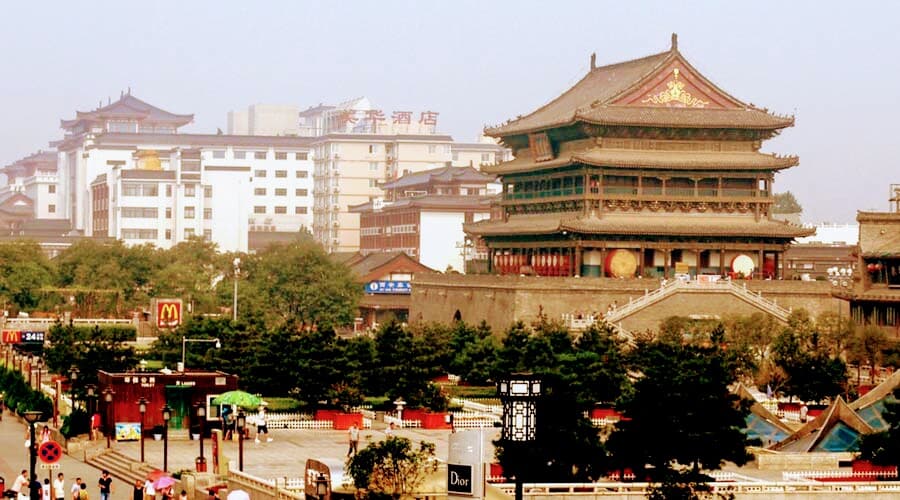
[365,281,411,294]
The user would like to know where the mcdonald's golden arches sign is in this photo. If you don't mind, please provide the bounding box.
[154,299,183,328]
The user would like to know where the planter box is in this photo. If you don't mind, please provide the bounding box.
[315,409,340,422]
[421,412,451,430]
[332,413,362,430]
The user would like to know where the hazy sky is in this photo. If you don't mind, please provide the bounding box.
[2,1,898,223]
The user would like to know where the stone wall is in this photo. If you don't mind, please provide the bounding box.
[410,274,846,335]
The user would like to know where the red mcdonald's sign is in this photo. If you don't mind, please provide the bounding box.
[156,301,182,328]
[2,329,22,344]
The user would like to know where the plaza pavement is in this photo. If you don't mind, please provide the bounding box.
[110,423,463,480]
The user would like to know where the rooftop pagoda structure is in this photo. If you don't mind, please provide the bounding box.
[465,34,813,279]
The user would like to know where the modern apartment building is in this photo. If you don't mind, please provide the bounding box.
[311,133,455,252]
[54,93,315,252]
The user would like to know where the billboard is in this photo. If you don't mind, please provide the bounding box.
[2,330,45,344]
[152,299,183,329]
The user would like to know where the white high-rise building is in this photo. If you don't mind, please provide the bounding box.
[55,93,315,252]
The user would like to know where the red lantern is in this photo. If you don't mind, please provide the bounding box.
[875,263,883,271]
[867,263,876,272]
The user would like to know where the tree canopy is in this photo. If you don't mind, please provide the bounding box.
[347,437,439,499]
[773,191,802,214]
[608,339,755,480]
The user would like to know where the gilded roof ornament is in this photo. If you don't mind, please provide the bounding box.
[641,68,709,108]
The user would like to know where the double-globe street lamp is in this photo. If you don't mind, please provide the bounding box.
[498,373,542,500]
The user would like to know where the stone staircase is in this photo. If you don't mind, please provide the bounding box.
[605,279,793,324]
[86,449,156,486]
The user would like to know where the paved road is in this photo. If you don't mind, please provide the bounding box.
[0,413,109,499]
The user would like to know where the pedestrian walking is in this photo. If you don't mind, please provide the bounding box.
[78,484,88,500]
[70,479,83,500]
[97,472,112,500]
[29,474,41,500]
[132,481,143,500]
[12,470,28,500]
[53,474,65,500]
[40,425,51,444]
[142,479,155,500]
[42,479,50,500]
[255,407,271,443]
[347,424,359,457]
[385,422,395,438]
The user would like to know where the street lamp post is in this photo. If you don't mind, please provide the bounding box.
[102,388,115,448]
[232,257,241,321]
[194,403,207,471]
[498,373,542,500]
[162,404,172,472]
[27,354,34,387]
[68,366,79,411]
[85,384,97,440]
[34,358,43,390]
[181,337,221,372]
[138,397,147,462]
[236,409,246,471]
[23,410,42,490]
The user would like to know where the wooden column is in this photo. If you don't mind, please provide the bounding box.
[598,170,604,218]
[600,248,607,277]
[575,243,582,277]
[487,248,493,274]
[758,249,764,279]
[639,246,645,278]
[719,248,725,276]
[583,172,590,216]
[696,249,702,276]
[664,249,671,278]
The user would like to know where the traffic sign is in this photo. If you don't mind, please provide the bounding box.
[38,441,62,464]
[40,463,60,470]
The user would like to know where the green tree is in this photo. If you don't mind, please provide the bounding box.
[858,388,900,465]
[449,321,498,385]
[771,328,846,403]
[847,325,891,385]
[493,320,615,483]
[151,237,224,314]
[0,241,55,312]
[347,437,439,499]
[55,240,160,315]
[44,322,138,391]
[240,241,360,328]
[372,320,445,409]
[773,191,802,214]
[563,322,629,405]
[608,340,754,481]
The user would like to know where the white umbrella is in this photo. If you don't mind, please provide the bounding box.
[226,490,250,500]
